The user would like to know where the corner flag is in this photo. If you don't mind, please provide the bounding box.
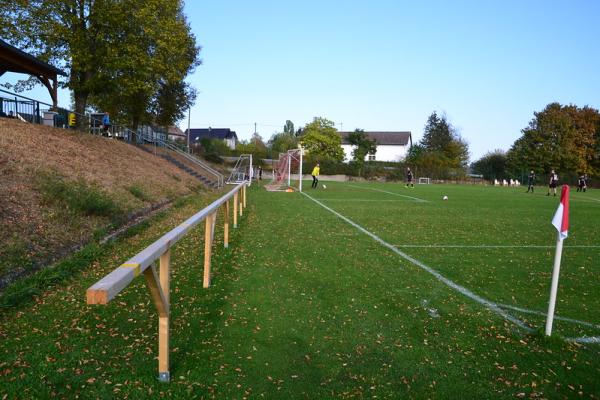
[545,184,570,336]
[551,185,570,240]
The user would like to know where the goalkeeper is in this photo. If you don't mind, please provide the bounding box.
[311,163,320,189]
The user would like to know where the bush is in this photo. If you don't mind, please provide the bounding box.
[127,184,152,202]
[38,172,122,217]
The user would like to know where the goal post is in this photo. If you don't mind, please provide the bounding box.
[418,177,431,184]
[265,147,303,192]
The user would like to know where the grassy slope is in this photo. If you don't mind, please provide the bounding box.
[0,118,203,280]
[0,183,599,399]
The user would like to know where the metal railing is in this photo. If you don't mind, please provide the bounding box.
[139,130,224,187]
[86,182,249,382]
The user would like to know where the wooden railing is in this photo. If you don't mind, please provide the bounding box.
[86,182,249,382]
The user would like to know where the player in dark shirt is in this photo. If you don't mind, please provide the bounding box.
[405,167,414,188]
[526,170,536,193]
[547,170,558,196]
[577,174,587,192]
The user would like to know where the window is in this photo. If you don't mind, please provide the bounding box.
[368,154,376,161]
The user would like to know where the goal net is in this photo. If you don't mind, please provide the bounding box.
[418,177,431,184]
[265,148,303,192]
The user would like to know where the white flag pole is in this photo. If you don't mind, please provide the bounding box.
[545,233,565,336]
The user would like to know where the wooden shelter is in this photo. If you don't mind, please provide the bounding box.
[0,39,66,107]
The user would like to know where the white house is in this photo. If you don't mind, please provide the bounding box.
[339,131,412,162]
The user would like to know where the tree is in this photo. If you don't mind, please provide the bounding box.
[269,131,298,155]
[506,103,600,180]
[235,134,268,161]
[0,0,200,135]
[347,129,377,176]
[471,150,507,181]
[300,117,344,161]
[409,112,469,179]
[283,120,295,136]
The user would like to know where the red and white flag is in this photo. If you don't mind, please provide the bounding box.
[551,185,570,240]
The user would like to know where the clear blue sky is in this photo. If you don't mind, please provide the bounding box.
[6,0,600,160]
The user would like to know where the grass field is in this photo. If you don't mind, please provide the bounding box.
[1,182,599,399]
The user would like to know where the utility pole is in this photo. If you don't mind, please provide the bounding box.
[254,122,257,135]
[187,106,191,153]
[339,122,343,132]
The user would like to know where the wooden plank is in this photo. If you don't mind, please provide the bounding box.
[243,185,247,208]
[203,213,214,288]
[86,183,245,304]
[239,188,243,217]
[223,201,229,248]
[233,192,238,228]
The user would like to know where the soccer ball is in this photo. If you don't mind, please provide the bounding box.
[323,185,327,189]
[442,195,448,200]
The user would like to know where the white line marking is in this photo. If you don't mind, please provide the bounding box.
[567,336,600,344]
[571,197,600,205]
[394,244,600,249]
[317,199,415,202]
[347,184,429,203]
[301,191,532,331]
[498,303,600,330]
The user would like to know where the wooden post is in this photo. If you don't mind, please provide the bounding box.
[143,263,170,382]
[243,185,247,209]
[239,188,244,218]
[223,201,230,248]
[159,250,170,382]
[203,213,215,288]
[233,192,238,228]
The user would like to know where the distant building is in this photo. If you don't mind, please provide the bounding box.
[186,128,238,150]
[168,126,186,142]
[339,131,412,162]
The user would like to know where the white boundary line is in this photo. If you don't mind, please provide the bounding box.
[567,336,600,344]
[301,191,532,332]
[318,199,416,202]
[394,244,600,249]
[498,303,600,330]
[347,184,429,203]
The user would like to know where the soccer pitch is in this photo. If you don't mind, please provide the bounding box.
[297,182,600,339]
[1,182,599,398]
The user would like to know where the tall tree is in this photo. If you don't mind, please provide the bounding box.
[410,112,469,179]
[283,120,295,136]
[347,129,377,176]
[300,117,344,161]
[0,0,200,135]
[506,103,600,180]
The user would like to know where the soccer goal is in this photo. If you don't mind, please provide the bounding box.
[418,177,431,184]
[265,148,303,192]
[226,154,253,186]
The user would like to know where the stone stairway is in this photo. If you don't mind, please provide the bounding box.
[137,145,219,188]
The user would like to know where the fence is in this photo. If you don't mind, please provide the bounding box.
[86,182,248,382]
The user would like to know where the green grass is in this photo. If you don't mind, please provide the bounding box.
[127,184,152,202]
[38,172,122,218]
[1,182,599,398]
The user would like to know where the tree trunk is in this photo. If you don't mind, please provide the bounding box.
[74,91,88,132]
[131,117,139,144]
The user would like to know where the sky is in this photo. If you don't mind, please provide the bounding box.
[5,0,600,160]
